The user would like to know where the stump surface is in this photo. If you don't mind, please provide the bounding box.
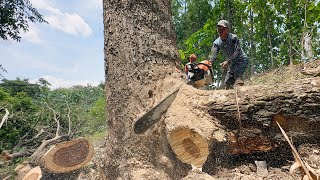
[42,138,93,173]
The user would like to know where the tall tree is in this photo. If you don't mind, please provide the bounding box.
[249,0,255,75]
[103,0,188,179]
[172,0,213,52]
[0,0,47,41]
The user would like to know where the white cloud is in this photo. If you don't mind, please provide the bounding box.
[21,26,42,43]
[30,0,92,37]
[30,0,62,15]
[45,13,92,37]
[31,75,100,89]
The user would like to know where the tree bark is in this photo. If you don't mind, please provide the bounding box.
[164,77,320,168]
[103,0,188,179]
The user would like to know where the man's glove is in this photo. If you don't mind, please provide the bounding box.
[220,60,229,70]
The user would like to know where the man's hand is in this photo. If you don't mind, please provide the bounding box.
[220,60,229,70]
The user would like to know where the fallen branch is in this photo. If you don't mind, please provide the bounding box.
[1,150,35,161]
[276,122,316,180]
[31,103,71,159]
[0,108,9,129]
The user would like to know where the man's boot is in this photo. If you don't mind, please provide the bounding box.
[225,83,233,90]
[236,76,244,86]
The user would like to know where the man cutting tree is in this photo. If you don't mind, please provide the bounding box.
[209,20,249,89]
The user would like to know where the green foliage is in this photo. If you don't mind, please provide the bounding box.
[0,87,9,101]
[172,0,213,51]
[0,88,36,151]
[172,0,320,81]
[0,78,45,98]
[0,79,106,152]
[0,0,47,41]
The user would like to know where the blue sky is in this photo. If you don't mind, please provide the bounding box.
[0,0,104,89]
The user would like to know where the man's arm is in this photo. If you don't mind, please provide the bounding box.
[210,43,220,63]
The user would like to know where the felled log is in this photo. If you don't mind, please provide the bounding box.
[301,66,320,76]
[22,166,42,180]
[165,77,320,167]
[42,138,93,173]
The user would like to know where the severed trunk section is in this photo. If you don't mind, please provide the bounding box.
[165,84,226,168]
[165,77,320,167]
[168,128,209,168]
[42,138,93,173]
[22,166,42,180]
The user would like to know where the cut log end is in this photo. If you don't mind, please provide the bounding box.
[42,138,93,173]
[22,166,42,180]
[168,128,209,168]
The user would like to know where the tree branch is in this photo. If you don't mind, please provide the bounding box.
[0,108,9,129]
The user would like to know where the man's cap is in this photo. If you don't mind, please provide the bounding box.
[217,20,230,29]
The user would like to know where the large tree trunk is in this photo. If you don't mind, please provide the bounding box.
[103,0,188,179]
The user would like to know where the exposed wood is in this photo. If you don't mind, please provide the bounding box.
[1,150,11,161]
[167,128,209,168]
[17,164,32,180]
[42,138,93,173]
[22,166,42,180]
[301,66,320,76]
[1,150,34,161]
[0,108,9,129]
[164,77,320,167]
[165,84,226,168]
[277,122,317,180]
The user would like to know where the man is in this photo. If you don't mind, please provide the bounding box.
[184,54,197,79]
[209,20,248,89]
[184,54,212,89]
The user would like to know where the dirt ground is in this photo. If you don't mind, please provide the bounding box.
[86,136,320,179]
[208,143,320,179]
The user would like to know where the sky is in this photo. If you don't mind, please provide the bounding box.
[0,0,104,89]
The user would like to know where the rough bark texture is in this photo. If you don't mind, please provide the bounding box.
[103,0,189,179]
